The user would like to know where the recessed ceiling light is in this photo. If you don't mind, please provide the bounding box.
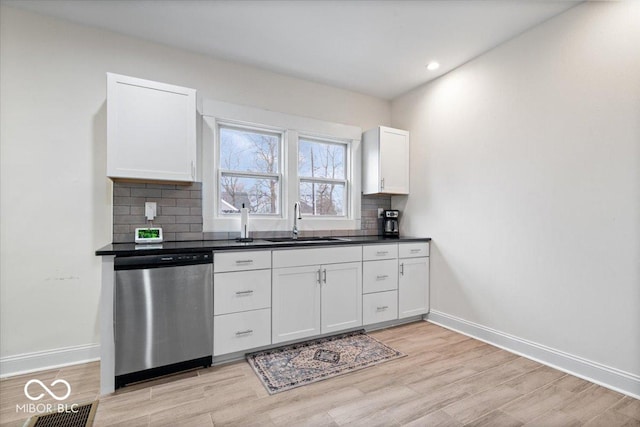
[426,61,440,71]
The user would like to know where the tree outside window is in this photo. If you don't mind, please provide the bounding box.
[218,125,281,215]
[298,138,348,216]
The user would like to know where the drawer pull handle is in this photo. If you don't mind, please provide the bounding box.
[376,251,388,255]
[235,329,253,336]
[410,249,421,253]
[235,290,254,296]
[235,260,254,264]
[376,306,389,311]
[376,275,389,280]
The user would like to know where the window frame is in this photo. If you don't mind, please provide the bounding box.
[297,135,350,218]
[202,99,362,233]
[216,122,284,216]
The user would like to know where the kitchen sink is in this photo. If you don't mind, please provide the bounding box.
[263,237,351,243]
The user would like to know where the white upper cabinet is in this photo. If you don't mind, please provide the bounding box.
[107,73,197,182]
[362,126,410,195]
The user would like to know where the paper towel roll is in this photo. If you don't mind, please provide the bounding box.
[240,207,249,238]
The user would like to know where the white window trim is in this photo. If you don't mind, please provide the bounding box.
[298,135,350,218]
[217,122,284,216]
[202,99,361,233]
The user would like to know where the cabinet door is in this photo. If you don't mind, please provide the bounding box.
[107,73,196,182]
[321,262,362,334]
[398,257,429,318]
[272,265,321,344]
[379,126,409,194]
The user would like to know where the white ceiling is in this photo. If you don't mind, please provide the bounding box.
[4,0,579,100]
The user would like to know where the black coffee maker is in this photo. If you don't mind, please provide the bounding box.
[382,210,400,237]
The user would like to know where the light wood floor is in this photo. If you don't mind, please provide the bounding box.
[1,322,638,426]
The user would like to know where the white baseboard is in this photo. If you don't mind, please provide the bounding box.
[427,310,640,399]
[0,344,100,378]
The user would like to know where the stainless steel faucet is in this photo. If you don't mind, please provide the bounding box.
[293,202,301,239]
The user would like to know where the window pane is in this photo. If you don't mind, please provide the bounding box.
[299,181,345,216]
[220,127,279,174]
[298,139,345,179]
[220,175,279,214]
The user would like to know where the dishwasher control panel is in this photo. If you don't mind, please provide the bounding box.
[115,252,212,270]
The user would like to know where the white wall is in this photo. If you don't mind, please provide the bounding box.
[392,1,640,392]
[0,6,390,371]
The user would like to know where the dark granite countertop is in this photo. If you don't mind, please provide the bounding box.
[95,236,431,256]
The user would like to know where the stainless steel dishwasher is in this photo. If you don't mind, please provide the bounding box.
[114,252,213,388]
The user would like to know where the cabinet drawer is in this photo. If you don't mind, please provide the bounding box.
[272,246,361,268]
[399,242,429,258]
[214,270,271,315]
[213,309,271,356]
[363,244,398,261]
[363,291,398,325]
[214,250,271,273]
[363,259,398,293]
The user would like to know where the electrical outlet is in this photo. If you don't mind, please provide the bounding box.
[145,202,157,221]
[378,208,384,218]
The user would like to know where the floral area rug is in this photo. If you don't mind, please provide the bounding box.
[246,330,405,394]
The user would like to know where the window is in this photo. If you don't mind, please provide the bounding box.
[218,125,281,215]
[298,138,348,216]
[202,98,362,232]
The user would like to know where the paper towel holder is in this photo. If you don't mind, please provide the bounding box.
[236,203,254,243]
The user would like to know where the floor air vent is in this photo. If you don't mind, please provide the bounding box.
[24,401,98,427]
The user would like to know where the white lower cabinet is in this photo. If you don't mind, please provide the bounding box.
[272,247,362,344]
[362,244,399,326]
[272,261,362,344]
[214,309,271,356]
[211,242,428,355]
[213,270,270,315]
[398,244,430,318]
[363,258,398,294]
[363,290,398,324]
[321,262,363,334]
[271,265,321,344]
[213,251,272,356]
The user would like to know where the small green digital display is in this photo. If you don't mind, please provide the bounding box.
[138,229,160,238]
[135,227,163,243]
